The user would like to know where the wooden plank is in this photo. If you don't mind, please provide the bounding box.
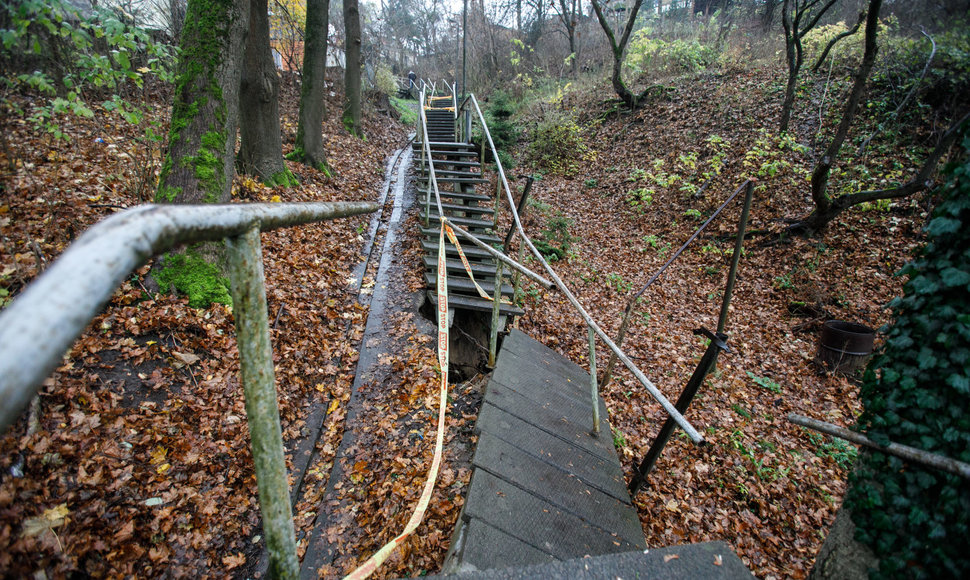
[462,470,641,560]
[425,274,514,296]
[473,403,629,502]
[471,433,644,547]
[454,519,556,571]
[426,293,524,317]
[482,380,615,462]
[485,380,619,463]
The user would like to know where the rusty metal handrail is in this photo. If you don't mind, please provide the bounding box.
[459,94,704,443]
[0,200,378,578]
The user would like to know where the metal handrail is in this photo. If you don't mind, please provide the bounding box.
[0,200,378,578]
[417,85,551,288]
[459,94,703,443]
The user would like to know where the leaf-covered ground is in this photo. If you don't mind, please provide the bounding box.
[508,66,932,579]
[0,62,938,579]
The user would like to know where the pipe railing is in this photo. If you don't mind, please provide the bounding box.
[0,200,379,578]
[417,86,551,289]
[459,94,704,443]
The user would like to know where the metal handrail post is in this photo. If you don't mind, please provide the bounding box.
[226,227,298,579]
[588,326,600,434]
[488,262,503,367]
[717,180,754,334]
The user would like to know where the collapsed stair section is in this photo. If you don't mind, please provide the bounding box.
[415,97,522,322]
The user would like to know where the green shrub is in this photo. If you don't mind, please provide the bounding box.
[0,0,177,140]
[528,110,595,176]
[845,133,970,578]
[627,32,716,75]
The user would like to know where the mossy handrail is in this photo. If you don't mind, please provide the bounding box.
[0,200,378,579]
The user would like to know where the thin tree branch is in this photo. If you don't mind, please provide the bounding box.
[811,10,866,73]
[858,29,937,156]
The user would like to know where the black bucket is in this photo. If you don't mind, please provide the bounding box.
[817,320,875,375]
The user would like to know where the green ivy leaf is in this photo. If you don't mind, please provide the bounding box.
[940,267,970,288]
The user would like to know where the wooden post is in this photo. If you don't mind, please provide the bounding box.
[225,227,299,579]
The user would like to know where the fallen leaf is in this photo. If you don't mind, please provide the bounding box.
[664,554,680,563]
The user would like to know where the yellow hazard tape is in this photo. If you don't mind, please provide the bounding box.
[443,223,511,305]
[343,222,452,580]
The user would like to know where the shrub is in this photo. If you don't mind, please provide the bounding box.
[528,110,595,176]
[627,32,716,75]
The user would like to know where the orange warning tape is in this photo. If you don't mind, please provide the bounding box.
[343,222,452,580]
[442,223,510,304]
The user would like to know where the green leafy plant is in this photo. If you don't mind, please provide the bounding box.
[528,109,595,176]
[0,0,177,141]
[746,371,782,393]
[625,187,654,211]
[845,136,970,579]
[605,273,633,293]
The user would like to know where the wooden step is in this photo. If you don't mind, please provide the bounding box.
[425,273,514,297]
[419,160,481,169]
[432,176,489,185]
[428,213,494,230]
[422,240,500,259]
[420,227,502,244]
[426,292,524,317]
[423,256,501,278]
[418,167,480,178]
[416,188,491,203]
[438,201,494,215]
[413,141,477,150]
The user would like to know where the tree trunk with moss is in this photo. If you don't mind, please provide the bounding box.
[590,0,650,109]
[238,0,295,187]
[342,0,363,137]
[156,0,250,204]
[293,0,333,175]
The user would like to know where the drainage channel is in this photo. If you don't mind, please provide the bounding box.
[250,142,414,578]
[297,140,421,578]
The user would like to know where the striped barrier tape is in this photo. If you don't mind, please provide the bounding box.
[343,221,451,580]
[443,223,511,305]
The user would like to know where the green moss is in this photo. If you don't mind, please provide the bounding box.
[155,0,232,204]
[154,250,232,308]
[267,169,299,188]
[155,184,181,203]
[285,148,332,177]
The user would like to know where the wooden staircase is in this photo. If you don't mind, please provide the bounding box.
[414,96,523,319]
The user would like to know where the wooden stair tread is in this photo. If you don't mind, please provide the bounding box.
[426,292,524,317]
[425,273,514,296]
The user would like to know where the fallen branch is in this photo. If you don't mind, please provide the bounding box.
[788,413,970,479]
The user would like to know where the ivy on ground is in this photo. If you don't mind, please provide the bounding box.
[846,129,970,579]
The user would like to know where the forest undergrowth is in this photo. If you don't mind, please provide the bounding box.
[0,59,947,578]
[508,64,937,579]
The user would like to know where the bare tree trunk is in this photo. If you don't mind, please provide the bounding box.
[239,0,295,187]
[808,0,883,226]
[343,0,363,137]
[591,0,649,109]
[156,0,250,205]
[794,110,969,235]
[294,0,333,175]
[779,0,840,134]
